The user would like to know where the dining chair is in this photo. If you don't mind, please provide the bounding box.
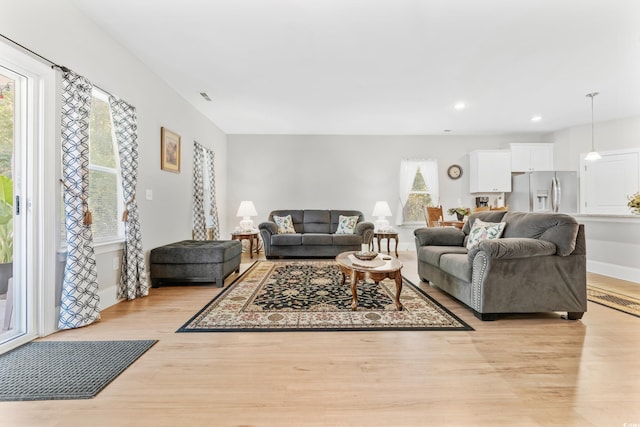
[424,206,445,227]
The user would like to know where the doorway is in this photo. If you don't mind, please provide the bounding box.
[0,66,24,346]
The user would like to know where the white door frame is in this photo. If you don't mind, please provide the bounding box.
[0,39,58,353]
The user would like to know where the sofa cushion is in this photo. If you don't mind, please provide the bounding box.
[462,211,508,235]
[302,233,333,245]
[150,240,242,264]
[330,210,364,233]
[335,215,359,234]
[274,215,296,234]
[271,233,302,246]
[303,210,331,234]
[502,211,579,256]
[439,253,472,282]
[270,210,304,233]
[466,219,506,249]
[418,246,468,268]
[332,233,362,246]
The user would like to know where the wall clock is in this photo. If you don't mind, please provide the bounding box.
[447,164,463,180]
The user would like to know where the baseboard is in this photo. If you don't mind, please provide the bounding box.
[587,260,640,284]
[98,284,121,310]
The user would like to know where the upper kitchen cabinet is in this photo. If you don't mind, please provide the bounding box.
[510,143,554,172]
[469,150,512,193]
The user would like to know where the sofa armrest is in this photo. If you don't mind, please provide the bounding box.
[468,237,557,260]
[414,227,465,247]
[258,221,277,235]
[355,221,374,244]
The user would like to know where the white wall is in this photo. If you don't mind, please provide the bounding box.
[553,116,640,282]
[227,134,549,248]
[552,116,640,170]
[4,0,227,313]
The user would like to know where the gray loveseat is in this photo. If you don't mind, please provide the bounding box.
[414,211,587,321]
[259,209,374,258]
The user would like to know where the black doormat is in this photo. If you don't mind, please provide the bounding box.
[0,340,157,401]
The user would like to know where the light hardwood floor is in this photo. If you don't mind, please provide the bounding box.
[1,251,639,427]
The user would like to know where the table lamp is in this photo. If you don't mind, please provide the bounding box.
[372,201,392,231]
[236,201,257,231]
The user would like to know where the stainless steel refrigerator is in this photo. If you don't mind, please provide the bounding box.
[507,171,579,214]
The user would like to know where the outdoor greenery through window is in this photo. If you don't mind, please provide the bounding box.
[61,89,123,245]
[404,169,433,222]
[399,159,439,224]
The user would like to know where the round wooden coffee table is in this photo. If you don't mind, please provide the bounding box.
[335,251,403,311]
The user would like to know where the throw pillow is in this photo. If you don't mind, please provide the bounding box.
[466,219,506,249]
[273,215,296,234]
[335,215,359,234]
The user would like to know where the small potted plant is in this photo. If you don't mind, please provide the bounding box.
[447,206,471,221]
[0,175,13,294]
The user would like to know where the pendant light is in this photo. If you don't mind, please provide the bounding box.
[584,92,602,161]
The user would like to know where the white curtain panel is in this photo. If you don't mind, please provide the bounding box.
[59,71,100,329]
[109,96,148,300]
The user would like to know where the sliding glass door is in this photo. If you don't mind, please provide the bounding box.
[0,66,23,346]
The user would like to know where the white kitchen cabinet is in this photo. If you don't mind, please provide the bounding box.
[510,143,554,172]
[469,150,512,193]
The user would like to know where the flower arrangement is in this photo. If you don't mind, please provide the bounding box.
[628,192,640,215]
[447,207,471,217]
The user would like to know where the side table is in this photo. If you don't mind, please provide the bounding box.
[371,231,399,257]
[231,231,260,258]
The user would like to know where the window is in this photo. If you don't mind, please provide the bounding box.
[399,159,438,224]
[60,89,123,245]
[88,90,123,242]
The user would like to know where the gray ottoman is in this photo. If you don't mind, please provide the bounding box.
[150,240,242,288]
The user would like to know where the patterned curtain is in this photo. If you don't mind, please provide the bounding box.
[192,142,207,240]
[192,142,220,240]
[109,96,148,300]
[205,148,220,240]
[59,71,100,329]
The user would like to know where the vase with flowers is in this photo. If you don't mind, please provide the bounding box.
[628,192,640,215]
[447,206,471,221]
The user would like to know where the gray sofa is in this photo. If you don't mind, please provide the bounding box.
[414,211,587,321]
[259,209,374,258]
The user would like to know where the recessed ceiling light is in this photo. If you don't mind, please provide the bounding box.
[531,115,542,122]
[454,102,466,111]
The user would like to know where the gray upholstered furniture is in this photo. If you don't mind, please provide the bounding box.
[259,209,374,258]
[150,240,242,287]
[414,211,587,321]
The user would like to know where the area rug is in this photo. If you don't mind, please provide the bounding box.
[178,260,473,332]
[587,286,640,318]
[0,340,157,401]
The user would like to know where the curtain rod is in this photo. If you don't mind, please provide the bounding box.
[1,33,119,100]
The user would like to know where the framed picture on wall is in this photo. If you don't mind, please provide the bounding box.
[161,127,181,173]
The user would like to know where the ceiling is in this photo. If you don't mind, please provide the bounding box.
[71,0,640,135]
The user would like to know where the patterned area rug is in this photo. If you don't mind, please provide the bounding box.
[0,340,157,401]
[178,260,473,332]
[587,286,640,318]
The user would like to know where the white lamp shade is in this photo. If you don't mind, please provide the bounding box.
[236,201,257,218]
[372,201,392,218]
